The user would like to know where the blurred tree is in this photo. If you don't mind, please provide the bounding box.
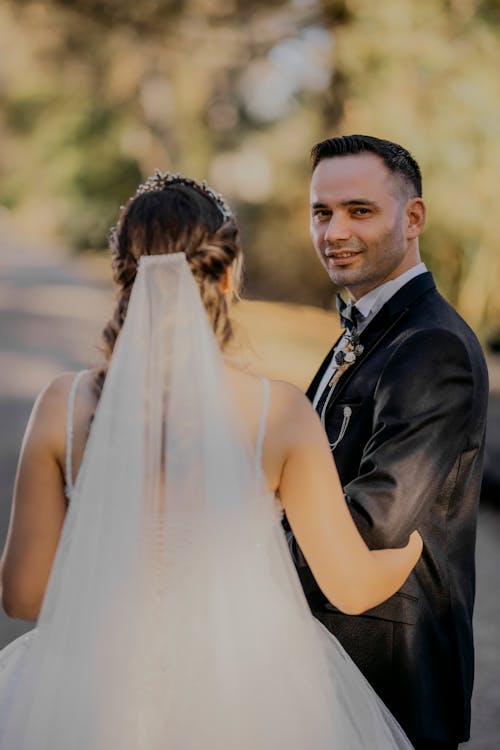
[1,0,341,305]
[1,0,499,335]
[330,0,500,335]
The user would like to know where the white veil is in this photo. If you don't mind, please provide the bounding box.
[0,254,412,749]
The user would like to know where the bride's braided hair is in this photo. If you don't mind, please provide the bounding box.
[97,172,242,393]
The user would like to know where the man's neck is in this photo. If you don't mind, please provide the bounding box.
[347,263,428,322]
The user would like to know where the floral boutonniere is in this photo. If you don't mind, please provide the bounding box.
[328,332,364,388]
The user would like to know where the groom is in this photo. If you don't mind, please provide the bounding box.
[296,135,488,749]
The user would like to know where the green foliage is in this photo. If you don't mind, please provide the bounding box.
[10,0,185,33]
[64,154,142,250]
[330,0,500,333]
[1,0,333,288]
[1,0,500,333]
[8,0,292,35]
[5,93,57,135]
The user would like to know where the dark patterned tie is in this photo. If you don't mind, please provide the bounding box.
[314,297,364,416]
[336,293,364,332]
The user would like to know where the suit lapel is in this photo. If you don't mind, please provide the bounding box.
[320,272,437,408]
[326,307,408,402]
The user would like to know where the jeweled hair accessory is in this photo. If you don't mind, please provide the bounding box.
[133,169,233,222]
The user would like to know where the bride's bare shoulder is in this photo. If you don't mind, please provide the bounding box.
[31,372,77,419]
[28,370,98,447]
[34,370,96,412]
[268,379,315,414]
[227,368,307,405]
[229,368,312,411]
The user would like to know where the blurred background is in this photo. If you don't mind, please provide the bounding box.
[0,0,499,747]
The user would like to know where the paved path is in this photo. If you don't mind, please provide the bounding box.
[0,233,112,642]
[0,231,499,746]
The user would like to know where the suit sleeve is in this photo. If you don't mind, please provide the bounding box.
[344,328,476,548]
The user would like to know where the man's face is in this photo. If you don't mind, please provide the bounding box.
[309,153,416,300]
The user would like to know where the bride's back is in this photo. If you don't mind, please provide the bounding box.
[62,364,298,501]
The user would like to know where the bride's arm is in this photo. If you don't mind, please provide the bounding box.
[278,386,422,616]
[0,375,70,620]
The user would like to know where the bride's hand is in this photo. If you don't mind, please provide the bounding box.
[407,530,423,560]
[408,530,423,551]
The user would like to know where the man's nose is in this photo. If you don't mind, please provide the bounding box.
[325,214,351,243]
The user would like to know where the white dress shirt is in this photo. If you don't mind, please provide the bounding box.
[312,263,428,408]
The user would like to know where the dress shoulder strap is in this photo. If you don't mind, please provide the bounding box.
[255,376,271,475]
[65,370,87,500]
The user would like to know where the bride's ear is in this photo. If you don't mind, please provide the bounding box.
[221,265,233,298]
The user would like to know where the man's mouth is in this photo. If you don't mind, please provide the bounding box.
[325,250,360,265]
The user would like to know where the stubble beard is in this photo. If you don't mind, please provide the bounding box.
[324,223,407,297]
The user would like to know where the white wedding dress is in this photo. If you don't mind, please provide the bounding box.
[0,255,412,749]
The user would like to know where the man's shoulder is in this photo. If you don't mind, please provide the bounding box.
[381,305,488,400]
[366,277,484,369]
[405,286,486,364]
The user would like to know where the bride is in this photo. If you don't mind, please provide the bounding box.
[0,172,421,748]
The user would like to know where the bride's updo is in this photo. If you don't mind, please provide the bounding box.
[98,174,243,389]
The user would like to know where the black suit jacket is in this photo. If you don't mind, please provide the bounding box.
[298,273,488,745]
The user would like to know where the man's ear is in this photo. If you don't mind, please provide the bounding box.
[406,198,426,239]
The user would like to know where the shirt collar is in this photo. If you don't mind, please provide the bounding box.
[349,262,428,321]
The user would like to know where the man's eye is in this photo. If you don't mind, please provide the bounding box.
[313,210,330,220]
[352,208,371,216]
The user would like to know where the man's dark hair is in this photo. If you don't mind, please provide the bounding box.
[311,134,422,198]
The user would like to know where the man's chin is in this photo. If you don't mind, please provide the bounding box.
[328,272,379,301]
[327,269,363,288]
